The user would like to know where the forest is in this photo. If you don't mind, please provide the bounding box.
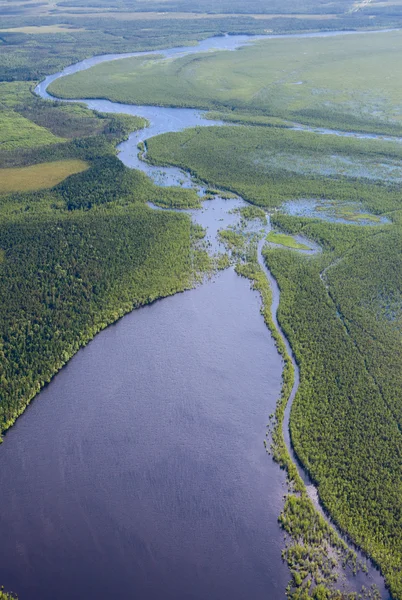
[2,1,402,599]
[264,213,402,596]
[0,78,213,441]
[144,125,402,210]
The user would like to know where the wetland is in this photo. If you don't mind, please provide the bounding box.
[0,21,402,600]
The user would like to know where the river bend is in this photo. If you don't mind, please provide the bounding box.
[0,30,393,600]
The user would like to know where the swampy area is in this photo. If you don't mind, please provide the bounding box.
[1,2,402,599]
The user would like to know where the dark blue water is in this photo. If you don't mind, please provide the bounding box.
[0,271,289,600]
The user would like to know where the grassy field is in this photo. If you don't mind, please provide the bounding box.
[0,11,340,21]
[49,29,402,134]
[44,0,352,15]
[0,0,352,16]
[0,160,89,194]
[0,110,64,151]
[0,81,148,168]
[266,231,310,249]
[1,0,398,86]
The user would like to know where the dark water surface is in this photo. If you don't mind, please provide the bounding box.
[0,271,289,600]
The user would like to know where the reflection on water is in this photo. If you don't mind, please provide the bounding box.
[283,198,390,225]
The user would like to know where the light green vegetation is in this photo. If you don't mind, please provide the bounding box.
[0,590,16,600]
[217,224,261,263]
[0,25,85,34]
[29,0,352,15]
[317,202,383,223]
[216,253,231,270]
[40,11,339,20]
[149,194,201,209]
[284,198,387,225]
[217,228,245,251]
[190,223,206,240]
[206,111,293,128]
[267,231,310,249]
[0,110,64,151]
[49,29,402,134]
[0,81,147,160]
[4,6,378,87]
[345,212,382,222]
[0,159,89,193]
[207,188,238,200]
[144,125,402,210]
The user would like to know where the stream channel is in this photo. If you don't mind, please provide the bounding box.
[0,31,394,600]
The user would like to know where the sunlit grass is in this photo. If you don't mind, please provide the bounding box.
[0,160,89,194]
[267,231,310,249]
[0,110,64,151]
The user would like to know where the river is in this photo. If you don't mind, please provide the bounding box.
[0,30,393,600]
[0,270,290,600]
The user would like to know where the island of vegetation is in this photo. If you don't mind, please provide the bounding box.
[266,231,310,250]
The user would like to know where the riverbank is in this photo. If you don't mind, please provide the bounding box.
[31,29,402,598]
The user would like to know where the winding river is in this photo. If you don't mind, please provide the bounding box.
[0,30,393,600]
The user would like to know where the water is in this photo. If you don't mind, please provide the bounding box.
[0,271,289,600]
[11,28,393,599]
[283,198,390,225]
[291,122,402,144]
[13,35,297,600]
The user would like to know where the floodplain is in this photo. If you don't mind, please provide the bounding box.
[1,5,402,600]
[47,30,402,598]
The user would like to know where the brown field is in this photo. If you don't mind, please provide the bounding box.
[0,160,89,194]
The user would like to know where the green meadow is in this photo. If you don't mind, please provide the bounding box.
[266,231,310,249]
[0,110,64,151]
[50,29,402,134]
[0,160,89,193]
